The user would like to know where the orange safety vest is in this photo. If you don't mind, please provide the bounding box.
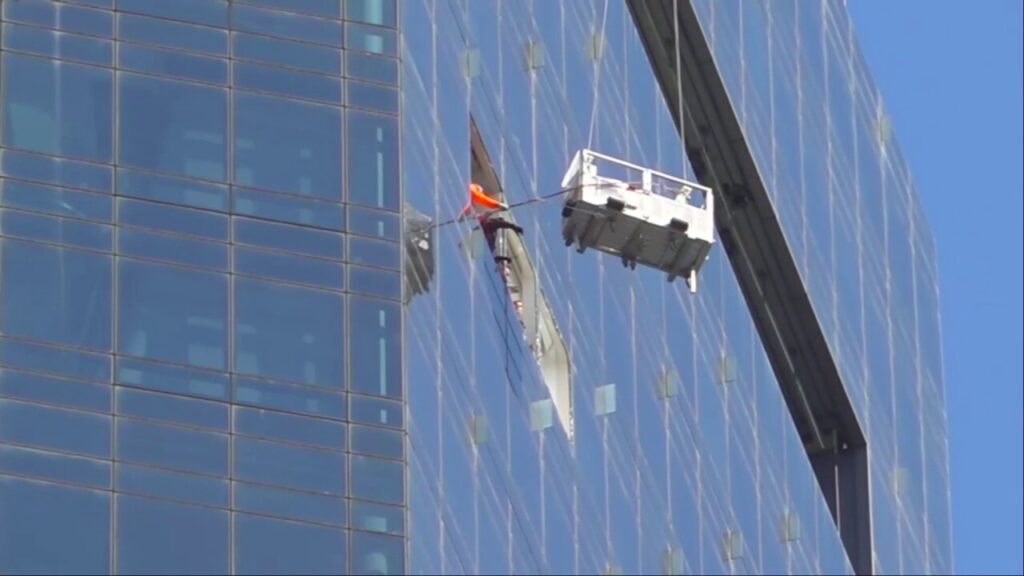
[459,183,508,219]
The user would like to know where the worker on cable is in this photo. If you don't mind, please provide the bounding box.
[459,182,524,235]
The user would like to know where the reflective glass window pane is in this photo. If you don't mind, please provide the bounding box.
[348,205,399,240]
[235,278,344,388]
[0,149,111,192]
[348,81,398,114]
[119,73,227,181]
[234,217,343,259]
[118,168,228,212]
[233,31,340,74]
[117,463,229,508]
[117,494,229,575]
[234,246,343,290]
[0,179,112,221]
[117,356,229,401]
[234,437,344,495]
[351,500,403,535]
[118,259,228,369]
[0,336,110,383]
[347,110,398,210]
[2,23,113,66]
[235,514,346,575]
[346,52,398,85]
[351,529,404,575]
[239,0,340,18]
[117,387,228,431]
[233,376,345,420]
[235,62,342,104]
[117,418,228,476]
[0,239,112,350]
[0,477,109,575]
[350,394,402,428]
[231,5,342,47]
[0,444,110,489]
[345,22,397,55]
[66,0,112,8]
[350,454,402,504]
[119,43,228,84]
[0,368,110,412]
[119,228,228,270]
[118,198,228,240]
[234,92,341,199]
[2,0,113,36]
[349,296,401,398]
[2,53,112,162]
[118,13,228,56]
[0,209,112,251]
[346,0,397,27]
[350,424,403,459]
[0,399,111,457]
[118,0,228,27]
[235,482,346,526]
[234,406,345,449]
[233,187,344,230]
[349,264,401,299]
[349,235,400,269]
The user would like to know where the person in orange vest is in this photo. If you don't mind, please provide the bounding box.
[458,182,509,220]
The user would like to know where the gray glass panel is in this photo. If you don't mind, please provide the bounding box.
[0,149,111,192]
[346,0,397,27]
[234,247,343,290]
[116,356,229,401]
[2,53,112,162]
[118,259,228,369]
[0,399,110,457]
[233,377,345,420]
[234,437,345,495]
[349,394,402,428]
[2,0,113,36]
[231,5,342,47]
[119,73,227,181]
[350,424,403,459]
[233,31,341,74]
[118,227,227,270]
[117,387,228,431]
[347,110,398,210]
[351,500,403,535]
[349,297,401,397]
[117,418,228,476]
[348,81,399,114]
[234,217,344,259]
[0,337,110,383]
[235,482,346,526]
[238,0,341,18]
[0,476,109,575]
[350,454,402,504]
[346,52,398,85]
[235,62,342,104]
[349,265,401,300]
[119,198,228,240]
[117,0,228,27]
[0,239,112,350]
[65,0,112,8]
[0,180,112,221]
[116,463,229,508]
[1,23,113,66]
[348,235,399,269]
[235,513,347,575]
[0,209,112,252]
[118,168,228,212]
[233,187,344,230]
[345,22,397,55]
[351,530,404,575]
[118,43,228,84]
[0,444,110,489]
[117,13,228,56]
[0,368,110,412]
[234,406,345,449]
[235,278,344,388]
[348,205,399,240]
[117,494,229,574]
[234,92,342,199]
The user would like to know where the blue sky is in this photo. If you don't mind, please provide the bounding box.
[848,1,1024,574]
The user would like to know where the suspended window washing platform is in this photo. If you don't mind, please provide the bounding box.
[560,149,716,293]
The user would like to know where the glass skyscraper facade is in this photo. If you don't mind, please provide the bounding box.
[0,1,951,575]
